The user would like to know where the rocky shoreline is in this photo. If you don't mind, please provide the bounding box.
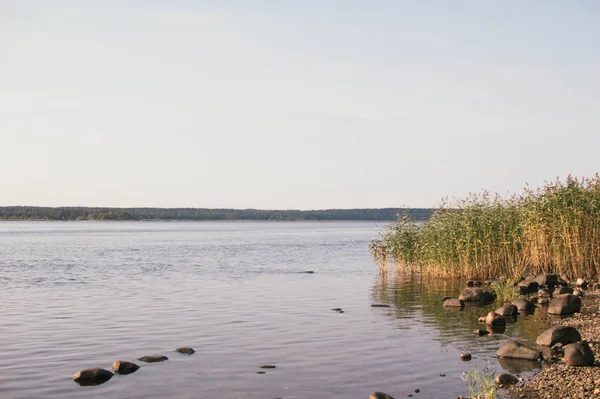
[509,290,600,399]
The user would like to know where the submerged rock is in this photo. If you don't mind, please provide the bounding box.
[548,294,581,315]
[459,287,495,303]
[536,326,581,347]
[112,360,139,375]
[495,373,519,386]
[564,342,595,366]
[371,304,391,308]
[474,329,490,336]
[137,355,168,363]
[369,392,395,399]
[175,347,195,355]
[443,298,465,309]
[72,368,114,386]
[485,311,506,326]
[497,340,540,360]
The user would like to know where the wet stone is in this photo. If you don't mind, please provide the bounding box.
[72,368,114,386]
[138,355,169,363]
[112,360,139,375]
[176,347,195,354]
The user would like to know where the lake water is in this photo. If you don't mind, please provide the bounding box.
[0,221,550,399]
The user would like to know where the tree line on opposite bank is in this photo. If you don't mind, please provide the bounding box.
[0,207,433,222]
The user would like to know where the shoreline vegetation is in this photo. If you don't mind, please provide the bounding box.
[0,206,433,222]
[370,174,600,280]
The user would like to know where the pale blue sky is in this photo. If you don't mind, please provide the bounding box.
[1,1,599,209]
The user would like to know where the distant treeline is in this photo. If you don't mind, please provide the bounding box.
[0,206,434,221]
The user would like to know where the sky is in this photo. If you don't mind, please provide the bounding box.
[1,1,599,209]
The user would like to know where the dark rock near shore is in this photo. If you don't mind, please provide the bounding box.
[369,392,395,399]
[371,304,391,308]
[518,279,539,294]
[175,347,195,354]
[467,280,482,287]
[576,278,588,288]
[474,329,490,336]
[534,274,560,288]
[573,289,584,297]
[443,298,465,309]
[497,340,541,360]
[138,355,169,363]
[112,360,139,375]
[548,294,581,315]
[302,271,315,274]
[554,286,573,296]
[563,342,595,366]
[459,287,495,303]
[460,353,472,361]
[72,368,114,386]
[485,311,506,326]
[512,298,536,313]
[536,326,582,347]
[497,357,540,373]
[440,296,451,302]
[496,304,518,316]
[487,324,506,335]
[495,373,519,386]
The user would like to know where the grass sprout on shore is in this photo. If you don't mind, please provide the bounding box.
[461,361,497,399]
[493,278,519,304]
[371,174,600,279]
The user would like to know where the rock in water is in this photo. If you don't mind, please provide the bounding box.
[497,340,540,360]
[443,298,465,309]
[495,373,519,386]
[459,288,495,303]
[112,360,139,375]
[564,342,595,366]
[175,347,195,354]
[511,298,535,313]
[259,365,276,369]
[72,368,114,386]
[548,294,581,315]
[536,326,581,347]
[474,329,490,336]
[485,311,506,326]
[137,355,169,363]
[371,304,391,308]
[369,392,395,399]
[460,353,472,361]
[496,304,518,316]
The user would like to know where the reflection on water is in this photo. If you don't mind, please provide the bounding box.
[0,222,555,399]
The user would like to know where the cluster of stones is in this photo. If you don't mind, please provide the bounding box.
[72,347,195,386]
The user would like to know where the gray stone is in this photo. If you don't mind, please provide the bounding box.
[459,287,495,303]
[536,326,582,346]
[564,342,595,366]
[369,393,395,399]
[443,298,465,309]
[534,274,560,288]
[485,311,506,326]
[137,355,168,363]
[512,298,535,312]
[518,279,539,294]
[497,340,541,360]
[72,368,114,386]
[548,294,581,315]
[496,304,518,316]
[495,373,519,386]
[112,360,139,375]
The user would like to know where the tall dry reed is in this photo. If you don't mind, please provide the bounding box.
[371,174,600,279]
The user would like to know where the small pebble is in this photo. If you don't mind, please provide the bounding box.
[439,373,446,377]
[259,365,276,369]
[460,353,472,361]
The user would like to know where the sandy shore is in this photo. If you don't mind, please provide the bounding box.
[509,290,600,399]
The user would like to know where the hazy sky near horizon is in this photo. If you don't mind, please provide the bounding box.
[2,1,599,209]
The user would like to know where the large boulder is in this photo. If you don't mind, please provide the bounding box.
[485,311,506,326]
[563,342,595,366]
[497,340,541,360]
[459,287,495,303]
[548,294,581,315]
[536,326,581,347]
[443,298,465,309]
[496,304,518,317]
[72,368,114,386]
[512,298,535,313]
[534,273,559,288]
[518,279,539,294]
[112,360,139,375]
[369,392,395,399]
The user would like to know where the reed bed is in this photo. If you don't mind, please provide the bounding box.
[370,175,600,279]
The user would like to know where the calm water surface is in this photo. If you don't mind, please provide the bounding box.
[0,221,551,399]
